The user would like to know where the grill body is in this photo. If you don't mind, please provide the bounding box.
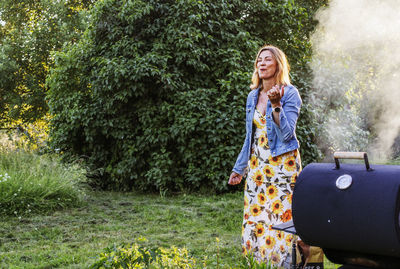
[292,163,400,259]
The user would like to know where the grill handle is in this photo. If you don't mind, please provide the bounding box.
[333,151,372,171]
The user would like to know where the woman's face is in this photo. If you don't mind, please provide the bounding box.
[257,50,277,81]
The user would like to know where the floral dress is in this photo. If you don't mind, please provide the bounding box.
[241,109,302,267]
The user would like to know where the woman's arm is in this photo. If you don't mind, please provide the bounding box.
[268,85,284,126]
[231,89,255,176]
[232,136,249,175]
[270,86,302,142]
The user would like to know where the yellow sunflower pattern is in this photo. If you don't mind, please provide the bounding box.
[250,155,259,170]
[258,132,268,148]
[242,109,302,266]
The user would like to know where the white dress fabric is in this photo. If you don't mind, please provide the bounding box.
[241,109,302,267]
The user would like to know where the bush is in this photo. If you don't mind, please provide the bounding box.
[47,0,324,192]
[0,117,50,152]
[0,149,86,216]
[90,240,199,269]
[90,238,276,269]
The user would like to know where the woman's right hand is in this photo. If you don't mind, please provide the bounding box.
[228,172,243,185]
[268,85,284,107]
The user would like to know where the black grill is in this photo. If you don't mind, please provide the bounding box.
[292,152,400,268]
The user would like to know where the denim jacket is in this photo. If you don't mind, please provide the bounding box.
[232,85,302,176]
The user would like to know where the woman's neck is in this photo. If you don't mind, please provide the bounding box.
[261,79,275,93]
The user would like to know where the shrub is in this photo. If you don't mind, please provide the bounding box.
[90,240,199,269]
[90,238,277,269]
[0,116,50,152]
[0,149,86,216]
[47,0,324,192]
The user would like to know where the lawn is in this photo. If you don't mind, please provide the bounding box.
[0,191,245,268]
[0,190,341,268]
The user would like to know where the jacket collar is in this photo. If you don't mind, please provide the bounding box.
[253,86,261,106]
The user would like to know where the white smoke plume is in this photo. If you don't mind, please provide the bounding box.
[310,0,400,161]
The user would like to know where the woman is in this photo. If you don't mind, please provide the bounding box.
[228,45,302,267]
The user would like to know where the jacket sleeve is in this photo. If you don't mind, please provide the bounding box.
[232,136,249,175]
[270,86,302,142]
[232,90,254,175]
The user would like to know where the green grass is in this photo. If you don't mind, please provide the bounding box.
[0,191,341,268]
[0,145,347,268]
[0,191,244,268]
[0,149,346,268]
[0,149,86,216]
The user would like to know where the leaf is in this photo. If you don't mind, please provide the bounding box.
[44,0,325,192]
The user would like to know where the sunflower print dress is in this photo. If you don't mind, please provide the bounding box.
[241,109,302,267]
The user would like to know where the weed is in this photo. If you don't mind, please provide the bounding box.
[0,149,86,216]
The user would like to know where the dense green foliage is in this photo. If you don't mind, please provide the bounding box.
[0,0,93,125]
[0,148,86,216]
[47,0,326,192]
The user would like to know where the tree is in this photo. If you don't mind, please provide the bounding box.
[47,0,326,192]
[0,0,93,125]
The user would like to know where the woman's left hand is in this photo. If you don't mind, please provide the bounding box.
[267,85,284,106]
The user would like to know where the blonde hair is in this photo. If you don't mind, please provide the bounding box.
[250,45,291,90]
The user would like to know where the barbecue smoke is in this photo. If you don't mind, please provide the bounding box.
[310,0,400,161]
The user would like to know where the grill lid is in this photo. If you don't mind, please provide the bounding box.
[293,162,400,258]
